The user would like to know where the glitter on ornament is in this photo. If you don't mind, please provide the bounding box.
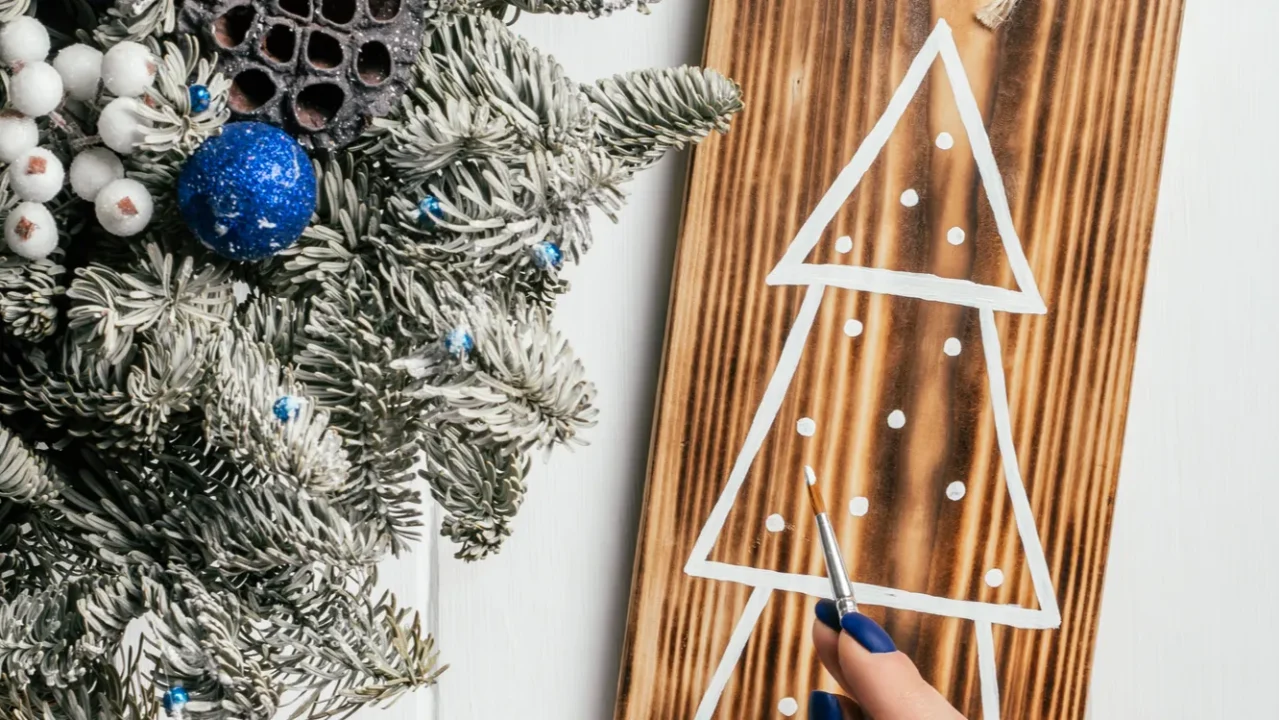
[162,685,189,716]
[443,326,475,359]
[273,395,304,422]
[177,122,317,261]
[188,84,211,113]
[417,195,443,226]
[530,241,563,270]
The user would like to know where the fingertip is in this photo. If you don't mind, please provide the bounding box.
[808,690,844,720]
[814,599,841,631]
[838,611,896,654]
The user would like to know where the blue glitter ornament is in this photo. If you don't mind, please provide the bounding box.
[188,84,211,113]
[530,241,563,270]
[162,686,189,716]
[417,195,443,226]
[177,122,317,261]
[443,326,474,359]
[273,395,304,422]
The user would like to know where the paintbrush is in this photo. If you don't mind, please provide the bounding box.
[804,465,859,616]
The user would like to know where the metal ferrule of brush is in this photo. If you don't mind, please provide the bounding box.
[815,512,859,615]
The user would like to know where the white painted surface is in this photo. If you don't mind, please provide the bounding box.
[377,2,1278,718]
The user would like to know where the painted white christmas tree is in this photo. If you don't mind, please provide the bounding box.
[683,20,1061,720]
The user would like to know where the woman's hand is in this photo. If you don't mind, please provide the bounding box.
[809,600,967,719]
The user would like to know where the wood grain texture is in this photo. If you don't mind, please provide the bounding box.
[615,2,1184,719]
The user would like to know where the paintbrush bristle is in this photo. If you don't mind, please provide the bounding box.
[804,466,826,515]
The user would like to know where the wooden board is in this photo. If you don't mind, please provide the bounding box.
[615,2,1184,719]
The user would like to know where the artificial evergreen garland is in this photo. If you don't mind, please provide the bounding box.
[0,0,742,715]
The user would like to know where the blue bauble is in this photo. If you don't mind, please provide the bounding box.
[273,395,304,422]
[417,195,443,226]
[443,326,474,359]
[162,686,189,714]
[531,241,563,270]
[188,84,211,113]
[177,122,316,261]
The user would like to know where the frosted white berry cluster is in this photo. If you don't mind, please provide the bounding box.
[0,17,156,259]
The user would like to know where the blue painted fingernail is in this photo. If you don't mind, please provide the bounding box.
[809,690,843,720]
[839,612,896,653]
[814,599,840,631]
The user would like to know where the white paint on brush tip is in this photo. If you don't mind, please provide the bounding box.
[796,417,816,436]
[848,496,869,517]
[804,465,817,486]
[984,568,1005,588]
[777,697,799,716]
[943,337,962,356]
[887,410,906,429]
[947,226,966,245]
[843,318,863,337]
[900,188,920,207]
[765,514,786,533]
[834,235,853,253]
[946,481,966,500]
[935,131,954,149]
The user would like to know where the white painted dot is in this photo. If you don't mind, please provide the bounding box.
[943,338,962,356]
[843,319,863,337]
[887,410,906,429]
[947,226,966,245]
[778,697,799,716]
[900,188,920,207]
[848,496,869,517]
[796,417,816,437]
[945,481,966,501]
[834,235,853,253]
[984,568,1005,588]
[935,132,954,150]
[765,514,786,533]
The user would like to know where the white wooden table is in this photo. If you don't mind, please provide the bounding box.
[380,2,1279,717]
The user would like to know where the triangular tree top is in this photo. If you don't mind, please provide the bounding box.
[766,19,1046,315]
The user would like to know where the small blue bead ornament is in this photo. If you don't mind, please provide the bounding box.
[273,395,304,422]
[177,122,317,261]
[417,195,443,226]
[188,84,211,113]
[162,686,189,716]
[530,241,563,270]
[443,326,474,359]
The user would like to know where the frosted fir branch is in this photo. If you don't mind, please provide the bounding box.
[93,0,177,46]
[400,295,597,451]
[203,328,349,495]
[0,424,63,505]
[66,244,235,367]
[586,65,743,171]
[498,0,654,18]
[422,426,528,560]
[0,252,66,344]
[133,35,232,156]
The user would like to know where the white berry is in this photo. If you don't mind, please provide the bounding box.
[0,17,50,65]
[4,201,58,260]
[9,61,63,117]
[52,43,103,102]
[101,41,155,98]
[97,97,148,154]
[0,112,38,163]
[8,147,64,202]
[69,147,124,201]
[94,178,153,236]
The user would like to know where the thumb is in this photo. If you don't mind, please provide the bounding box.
[835,613,965,720]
